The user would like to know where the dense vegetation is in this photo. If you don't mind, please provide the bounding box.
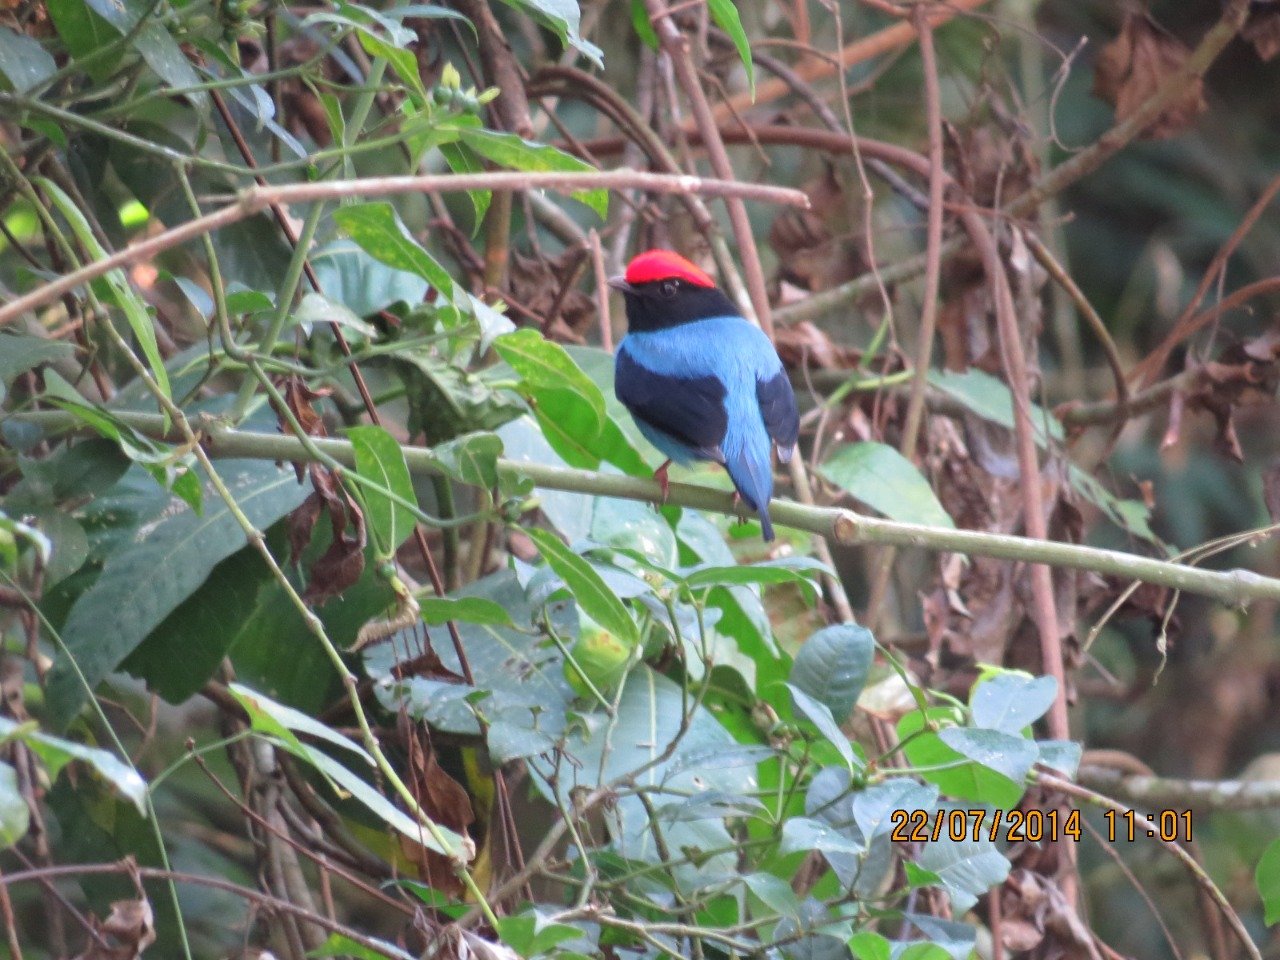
[1,0,1280,956]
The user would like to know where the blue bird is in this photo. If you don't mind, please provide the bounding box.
[609,249,799,542]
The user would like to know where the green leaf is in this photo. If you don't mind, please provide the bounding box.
[0,717,147,814]
[46,460,309,726]
[310,239,430,317]
[232,683,466,856]
[707,0,753,97]
[898,708,1025,808]
[819,442,953,528]
[33,178,171,404]
[939,728,1038,787]
[293,291,379,338]
[46,0,116,73]
[0,763,30,849]
[0,26,56,92]
[432,431,502,488]
[526,528,639,649]
[970,673,1058,734]
[496,914,584,956]
[1258,836,1280,925]
[309,931,414,960]
[629,0,658,48]
[440,142,491,232]
[331,203,456,297]
[420,596,514,628]
[790,623,875,724]
[357,28,427,101]
[133,20,209,115]
[492,0,603,66]
[915,836,1010,913]
[494,328,605,433]
[683,556,830,593]
[348,425,418,556]
[457,128,607,218]
[928,368,1063,443]
[779,816,867,858]
[849,932,891,960]
[788,683,854,767]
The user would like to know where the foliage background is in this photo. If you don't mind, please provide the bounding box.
[1,0,1280,957]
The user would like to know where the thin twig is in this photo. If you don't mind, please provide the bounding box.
[0,171,808,328]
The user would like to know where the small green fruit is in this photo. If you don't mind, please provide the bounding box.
[563,612,636,701]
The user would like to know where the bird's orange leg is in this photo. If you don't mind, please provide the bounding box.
[654,459,672,503]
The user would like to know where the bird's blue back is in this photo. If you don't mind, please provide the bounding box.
[618,314,782,517]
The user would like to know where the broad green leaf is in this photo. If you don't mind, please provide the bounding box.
[779,816,866,858]
[788,683,854,767]
[526,527,639,649]
[292,291,379,338]
[33,178,170,404]
[683,556,829,594]
[45,0,116,75]
[457,128,607,218]
[939,728,1038,787]
[1258,836,1280,925]
[229,682,371,761]
[133,20,209,114]
[0,26,56,92]
[707,0,753,97]
[357,28,427,101]
[899,709,1025,808]
[332,203,456,297]
[629,0,657,48]
[311,239,429,317]
[46,460,309,726]
[852,777,938,841]
[970,673,1058,734]
[492,0,603,66]
[0,335,74,386]
[849,932,891,960]
[1037,740,1082,777]
[493,328,605,429]
[819,442,953,528]
[496,914,584,957]
[790,623,875,724]
[0,716,146,814]
[348,425,418,556]
[0,763,30,848]
[928,368,1063,443]
[122,548,268,703]
[419,596,513,627]
[915,836,1010,913]
[432,431,502,488]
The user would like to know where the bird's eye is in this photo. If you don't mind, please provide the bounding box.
[659,280,679,299]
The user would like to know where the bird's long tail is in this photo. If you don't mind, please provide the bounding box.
[727,449,776,542]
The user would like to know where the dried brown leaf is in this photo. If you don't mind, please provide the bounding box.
[1243,8,1280,60]
[73,899,156,960]
[1092,13,1206,140]
[400,723,475,896]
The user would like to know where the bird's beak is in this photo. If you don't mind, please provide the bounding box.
[607,275,634,294]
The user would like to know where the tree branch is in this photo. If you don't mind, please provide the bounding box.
[12,411,1280,605]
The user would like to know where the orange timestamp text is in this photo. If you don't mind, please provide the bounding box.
[890,808,1081,843]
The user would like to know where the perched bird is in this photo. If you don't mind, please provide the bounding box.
[609,249,799,542]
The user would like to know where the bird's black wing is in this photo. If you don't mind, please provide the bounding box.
[615,348,728,460]
[757,369,799,458]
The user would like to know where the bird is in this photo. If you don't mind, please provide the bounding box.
[609,249,799,542]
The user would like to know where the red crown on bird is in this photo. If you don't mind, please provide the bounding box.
[624,249,716,289]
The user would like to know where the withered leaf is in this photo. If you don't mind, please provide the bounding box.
[1092,13,1206,140]
[400,722,475,897]
[1243,7,1280,61]
[301,485,367,603]
[73,899,156,960]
